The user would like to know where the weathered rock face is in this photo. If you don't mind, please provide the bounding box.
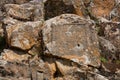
[5,21,43,50]
[43,14,100,67]
[100,22,120,60]
[99,37,117,60]
[14,0,30,4]
[1,49,30,62]
[68,0,120,22]
[98,22,120,54]
[5,1,44,21]
[70,0,88,17]
[88,0,115,19]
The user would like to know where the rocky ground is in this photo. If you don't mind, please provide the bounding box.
[0,0,119,80]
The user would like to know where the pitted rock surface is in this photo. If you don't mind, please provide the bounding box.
[1,49,30,62]
[6,21,43,50]
[43,14,100,67]
[5,1,44,21]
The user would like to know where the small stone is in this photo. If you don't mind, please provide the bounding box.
[1,49,30,62]
[55,61,71,76]
[43,62,56,80]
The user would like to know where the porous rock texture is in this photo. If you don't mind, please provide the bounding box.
[5,21,43,50]
[43,14,100,67]
[0,0,119,80]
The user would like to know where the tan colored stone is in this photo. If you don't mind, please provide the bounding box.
[89,0,115,19]
[1,49,30,62]
[5,4,34,20]
[71,0,86,17]
[55,61,73,76]
[5,1,44,21]
[92,0,115,17]
[43,62,56,80]
[3,17,21,25]
[6,21,43,50]
[43,14,100,67]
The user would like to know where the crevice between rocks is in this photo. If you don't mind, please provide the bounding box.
[44,0,76,20]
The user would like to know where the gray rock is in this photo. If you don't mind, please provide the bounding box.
[99,37,117,60]
[42,14,100,67]
[87,72,108,80]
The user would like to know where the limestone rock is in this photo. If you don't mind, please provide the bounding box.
[1,49,30,62]
[6,21,43,50]
[5,1,44,21]
[43,14,100,67]
[43,62,56,80]
[55,61,72,76]
[3,17,21,25]
[55,61,87,77]
[88,0,115,19]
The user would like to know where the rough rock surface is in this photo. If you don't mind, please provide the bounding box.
[1,49,30,62]
[99,37,117,60]
[43,14,100,67]
[0,0,119,80]
[98,22,120,60]
[5,1,44,21]
[5,21,43,50]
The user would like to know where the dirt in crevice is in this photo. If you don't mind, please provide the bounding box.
[44,0,76,20]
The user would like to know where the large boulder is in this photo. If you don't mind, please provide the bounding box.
[42,14,100,67]
[5,21,43,50]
